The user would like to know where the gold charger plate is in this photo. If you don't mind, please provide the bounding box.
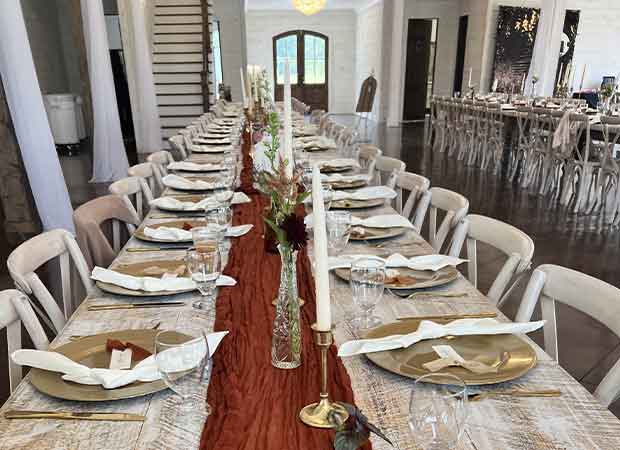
[321,165,352,173]
[330,198,385,209]
[334,265,458,290]
[190,146,230,154]
[348,226,408,241]
[31,330,187,401]
[364,320,537,385]
[328,179,368,190]
[96,260,195,297]
[134,219,203,243]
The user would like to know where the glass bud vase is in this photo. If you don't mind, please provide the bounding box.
[271,244,302,369]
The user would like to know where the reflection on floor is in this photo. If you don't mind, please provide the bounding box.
[1,119,620,418]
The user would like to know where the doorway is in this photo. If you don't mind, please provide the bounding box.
[272,30,329,111]
[403,18,438,121]
[454,15,469,94]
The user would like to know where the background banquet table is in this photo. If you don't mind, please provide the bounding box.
[1,147,620,450]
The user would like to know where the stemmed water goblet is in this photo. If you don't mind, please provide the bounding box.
[408,373,468,450]
[326,211,351,256]
[155,328,211,416]
[350,257,385,330]
[187,228,222,310]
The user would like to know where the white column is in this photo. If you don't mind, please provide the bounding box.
[387,0,405,127]
[118,0,162,155]
[527,0,567,96]
[81,0,129,182]
[0,0,74,232]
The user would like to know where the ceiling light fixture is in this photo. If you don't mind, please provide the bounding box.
[292,0,326,16]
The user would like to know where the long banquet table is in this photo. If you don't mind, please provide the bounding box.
[2,132,620,450]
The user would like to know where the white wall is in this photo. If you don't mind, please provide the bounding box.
[245,9,357,113]
[460,0,488,91]
[355,1,383,121]
[213,0,248,102]
[567,0,620,90]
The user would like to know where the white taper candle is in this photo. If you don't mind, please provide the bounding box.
[312,164,331,331]
[283,60,293,177]
[240,67,248,108]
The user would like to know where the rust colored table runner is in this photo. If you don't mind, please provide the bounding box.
[200,134,370,449]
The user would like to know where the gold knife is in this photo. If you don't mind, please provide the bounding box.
[126,247,191,253]
[397,312,498,321]
[4,410,145,422]
[88,302,185,311]
[468,390,562,402]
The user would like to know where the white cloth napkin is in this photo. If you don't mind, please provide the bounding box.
[305,214,413,230]
[553,111,571,149]
[91,266,236,292]
[332,186,397,202]
[167,161,223,172]
[12,331,228,389]
[143,224,253,241]
[194,137,231,145]
[338,318,545,357]
[162,174,223,191]
[321,173,370,183]
[302,137,337,150]
[151,192,250,212]
[190,144,232,154]
[318,158,360,169]
[327,253,465,271]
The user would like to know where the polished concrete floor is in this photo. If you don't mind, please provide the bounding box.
[2,121,620,418]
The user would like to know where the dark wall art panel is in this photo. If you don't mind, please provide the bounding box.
[491,6,540,93]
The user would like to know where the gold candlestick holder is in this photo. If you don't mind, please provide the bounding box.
[299,324,350,428]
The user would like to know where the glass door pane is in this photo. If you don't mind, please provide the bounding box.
[303,34,326,85]
[275,35,298,84]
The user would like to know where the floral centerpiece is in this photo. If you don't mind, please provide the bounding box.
[257,111,309,369]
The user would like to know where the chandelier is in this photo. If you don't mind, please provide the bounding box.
[292,0,326,16]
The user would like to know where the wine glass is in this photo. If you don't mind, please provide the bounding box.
[323,185,334,211]
[350,257,385,330]
[408,373,468,450]
[326,211,351,256]
[155,328,211,415]
[186,245,221,310]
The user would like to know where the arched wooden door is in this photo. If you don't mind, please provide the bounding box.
[273,30,328,111]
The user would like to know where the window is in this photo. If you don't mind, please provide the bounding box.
[275,35,298,84]
[304,34,326,84]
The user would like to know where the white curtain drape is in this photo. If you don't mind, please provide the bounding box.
[526,0,567,96]
[118,0,162,155]
[0,0,74,232]
[81,0,129,182]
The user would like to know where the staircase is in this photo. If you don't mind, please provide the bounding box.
[152,0,213,147]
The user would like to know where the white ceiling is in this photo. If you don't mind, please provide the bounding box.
[246,0,377,12]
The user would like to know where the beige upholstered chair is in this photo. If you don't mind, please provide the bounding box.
[375,156,406,188]
[449,214,534,306]
[394,172,431,232]
[128,162,163,197]
[0,289,49,392]
[426,187,469,253]
[7,229,94,333]
[516,265,620,407]
[73,195,141,270]
[109,176,154,221]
